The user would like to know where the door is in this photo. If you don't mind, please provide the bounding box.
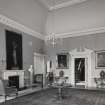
[75,58,85,83]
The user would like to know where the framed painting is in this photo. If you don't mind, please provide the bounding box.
[56,53,69,69]
[6,30,23,70]
[96,50,105,68]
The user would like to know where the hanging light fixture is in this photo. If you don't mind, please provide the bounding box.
[46,33,63,48]
[45,0,63,48]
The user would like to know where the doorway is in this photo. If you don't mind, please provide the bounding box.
[70,48,93,87]
[75,58,85,84]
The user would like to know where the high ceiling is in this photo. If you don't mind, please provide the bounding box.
[39,0,87,10]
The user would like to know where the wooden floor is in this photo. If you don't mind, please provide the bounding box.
[0,87,42,103]
[1,87,105,105]
[0,86,105,103]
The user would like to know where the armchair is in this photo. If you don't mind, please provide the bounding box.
[0,79,18,102]
[33,74,43,88]
[54,70,68,85]
[94,70,105,88]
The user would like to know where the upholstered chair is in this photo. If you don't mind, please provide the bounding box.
[55,70,68,85]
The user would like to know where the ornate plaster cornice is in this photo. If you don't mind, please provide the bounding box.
[55,27,105,38]
[45,26,105,41]
[0,14,44,40]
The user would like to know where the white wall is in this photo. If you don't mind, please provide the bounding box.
[0,23,44,72]
[45,32,105,87]
[0,0,48,35]
[46,0,105,35]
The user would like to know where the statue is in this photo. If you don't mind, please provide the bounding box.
[28,65,33,86]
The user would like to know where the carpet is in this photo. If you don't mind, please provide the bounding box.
[1,88,105,105]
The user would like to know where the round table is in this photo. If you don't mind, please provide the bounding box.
[50,83,70,100]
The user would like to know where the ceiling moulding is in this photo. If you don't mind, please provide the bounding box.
[0,14,44,40]
[45,27,105,40]
[49,0,87,11]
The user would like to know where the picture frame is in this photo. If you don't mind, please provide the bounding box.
[6,30,23,70]
[95,50,105,68]
[56,53,69,69]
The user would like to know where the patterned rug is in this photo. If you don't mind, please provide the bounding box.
[1,88,105,105]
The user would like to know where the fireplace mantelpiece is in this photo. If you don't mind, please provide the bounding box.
[1,70,24,88]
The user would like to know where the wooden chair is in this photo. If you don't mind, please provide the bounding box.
[47,72,54,85]
[0,79,18,102]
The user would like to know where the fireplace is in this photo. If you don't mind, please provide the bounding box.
[9,75,19,89]
[1,70,24,88]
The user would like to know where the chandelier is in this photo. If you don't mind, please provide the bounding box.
[45,0,63,48]
[45,33,62,48]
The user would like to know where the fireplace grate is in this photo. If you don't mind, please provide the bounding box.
[9,75,19,89]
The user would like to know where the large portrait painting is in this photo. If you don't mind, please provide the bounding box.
[96,51,105,68]
[6,30,23,70]
[56,53,69,69]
